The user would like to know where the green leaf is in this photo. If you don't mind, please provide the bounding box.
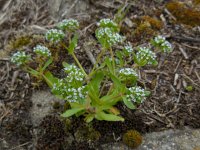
[70,102,85,109]
[144,91,151,96]
[105,57,114,74]
[89,71,104,96]
[61,107,84,118]
[85,114,95,123]
[122,96,135,109]
[62,62,69,68]
[27,68,39,76]
[67,33,78,54]
[95,111,124,121]
[151,60,158,66]
[42,57,53,71]
[101,90,122,105]
[43,71,58,88]
[116,51,124,67]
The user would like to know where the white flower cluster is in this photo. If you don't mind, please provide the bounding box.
[136,47,156,65]
[57,19,79,31]
[124,43,133,54]
[126,86,146,103]
[64,86,88,103]
[98,18,118,29]
[119,68,138,78]
[152,36,172,53]
[52,79,87,103]
[96,27,123,47]
[33,45,51,57]
[11,51,30,66]
[64,64,85,82]
[45,29,65,43]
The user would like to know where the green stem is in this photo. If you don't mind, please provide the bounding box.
[99,79,108,97]
[107,83,114,95]
[88,47,106,77]
[109,47,115,74]
[61,42,87,77]
[71,52,87,77]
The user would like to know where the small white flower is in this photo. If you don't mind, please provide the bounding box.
[98,18,118,30]
[96,27,124,47]
[11,51,30,66]
[119,68,138,78]
[33,45,51,57]
[152,35,172,53]
[136,47,156,65]
[58,19,79,31]
[45,29,65,43]
[124,43,133,54]
[64,64,85,83]
[126,86,147,103]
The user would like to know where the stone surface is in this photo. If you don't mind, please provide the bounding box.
[30,90,61,126]
[101,127,200,150]
[48,0,90,20]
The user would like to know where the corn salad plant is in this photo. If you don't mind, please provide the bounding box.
[11,18,172,122]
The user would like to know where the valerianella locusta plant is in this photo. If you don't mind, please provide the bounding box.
[10,17,173,122]
[57,19,79,31]
[134,47,157,66]
[151,35,172,53]
[33,45,51,57]
[45,29,65,43]
[11,51,30,66]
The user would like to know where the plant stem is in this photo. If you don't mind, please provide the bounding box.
[89,47,106,77]
[61,42,87,77]
[109,47,115,74]
[71,52,87,77]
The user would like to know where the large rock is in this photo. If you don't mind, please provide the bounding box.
[101,127,200,150]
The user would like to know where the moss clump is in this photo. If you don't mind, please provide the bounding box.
[122,129,143,149]
[9,36,31,50]
[185,86,193,92]
[193,0,200,5]
[142,16,163,30]
[132,16,162,41]
[166,1,200,26]
[133,22,155,40]
[74,126,101,143]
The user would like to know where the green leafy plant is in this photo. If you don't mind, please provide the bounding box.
[10,18,172,122]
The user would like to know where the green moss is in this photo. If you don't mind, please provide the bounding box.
[185,86,193,92]
[74,126,101,143]
[166,1,200,26]
[122,129,143,149]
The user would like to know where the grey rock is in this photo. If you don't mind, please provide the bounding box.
[101,127,200,150]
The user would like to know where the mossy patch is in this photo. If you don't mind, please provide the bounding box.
[193,0,200,5]
[1,34,44,58]
[122,129,143,149]
[132,16,163,41]
[166,1,200,26]
[74,126,101,143]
